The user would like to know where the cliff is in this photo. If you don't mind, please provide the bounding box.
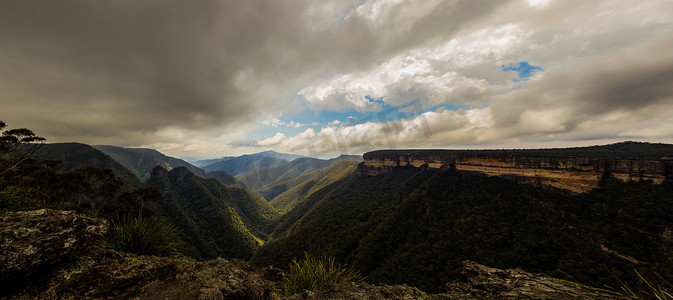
[1,209,623,299]
[358,144,673,193]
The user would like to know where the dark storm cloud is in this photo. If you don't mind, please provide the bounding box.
[489,37,673,135]
[0,1,247,143]
[0,0,509,146]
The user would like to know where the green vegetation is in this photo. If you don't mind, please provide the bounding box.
[0,120,45,160]
[4,119,672,294]
[253,167,673,293]
[266,159,360,213]
[240,156,361,202]
[146,166,279,260]
[94,145,203,182]
[93,145,243,188]
[201,154,289,176]
[100,209,186,257]
[30,143,143,190]
[620,270,673,299]
[284,251,363,294]
[0,131,134,214]
[0,183,43,211]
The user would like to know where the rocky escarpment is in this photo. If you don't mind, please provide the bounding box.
[1,209,624,299]
[358,149,673,193]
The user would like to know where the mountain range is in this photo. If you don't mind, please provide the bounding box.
[239,155,362,202]
[197,151,304,176]
[93,145,242,188]
[19,141,673,294]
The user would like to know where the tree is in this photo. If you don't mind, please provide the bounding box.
[1,120,45,175]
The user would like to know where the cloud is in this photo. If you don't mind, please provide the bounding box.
[265,33,673,156]
[1,0,672,158]
[263,118,305,128]
[257,133,287,146]
[0,0,507,153]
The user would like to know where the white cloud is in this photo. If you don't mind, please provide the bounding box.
[525,0,550,8]
[257,133,287,146]
[262,118,305,128]
[298,21,537,111]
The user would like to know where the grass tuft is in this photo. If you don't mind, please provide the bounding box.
[620,270,673,299]
[284,251,363,294]
[99,209,185,257]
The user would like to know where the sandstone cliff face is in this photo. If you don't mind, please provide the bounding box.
[358,150,673,193]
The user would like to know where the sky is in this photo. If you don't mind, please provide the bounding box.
[1,0,673,159]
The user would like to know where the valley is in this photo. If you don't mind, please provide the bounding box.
[2,140,673,297]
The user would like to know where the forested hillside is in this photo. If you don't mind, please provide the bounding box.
[201,154,290,176]
[147,166,279,260]
[269,159,360,213]
[4,135,278,262]
[6,129,672,295]
[240,155,361,202]
[252,167,673,293]
[31,143,142,190]
[94,145,242,187]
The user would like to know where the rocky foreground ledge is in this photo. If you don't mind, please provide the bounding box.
[1,210,622,299]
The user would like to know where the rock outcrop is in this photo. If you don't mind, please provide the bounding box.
[285,260,623,299]
[441,260,623,299]
[358,149,673,193]
[1,210,625,299]
[0,209,108,287]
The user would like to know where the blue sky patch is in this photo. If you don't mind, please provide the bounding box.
[502,61,543,80]
[248,95,470,143]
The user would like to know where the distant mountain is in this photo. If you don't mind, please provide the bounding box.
[252,166,673,293]
[94,145,203,181]
[195,151,303,169]
[201,153,291,176]
[94,145,241,187]
[239,155,362,203]
[255,150,304,162]
[147,166,279,260]
[193,157,232,168]
[30,143,142,190]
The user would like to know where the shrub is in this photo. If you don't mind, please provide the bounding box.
[284,251,363,294]
[99,210,185,257]
[0,183,43,212]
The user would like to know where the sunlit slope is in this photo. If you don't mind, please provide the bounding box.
[147,166,279,260]
[240,155,361,201]
[268,159,360,213]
